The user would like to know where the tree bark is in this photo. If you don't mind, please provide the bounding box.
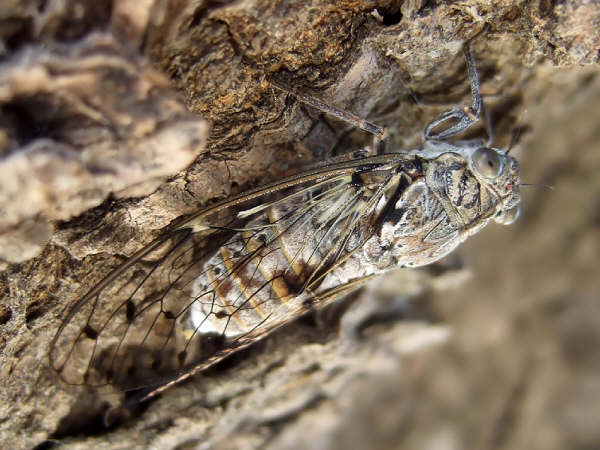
[1,1,599,449]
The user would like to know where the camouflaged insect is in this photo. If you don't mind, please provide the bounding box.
[50,45,521,402]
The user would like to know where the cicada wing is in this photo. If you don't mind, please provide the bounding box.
[49,228,223,389]
[50,154,404,393]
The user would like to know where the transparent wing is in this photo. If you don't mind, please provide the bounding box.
[50,154,406,394]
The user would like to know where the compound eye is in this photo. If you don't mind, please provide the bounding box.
[473,148,504,179]
[495,205,521,225]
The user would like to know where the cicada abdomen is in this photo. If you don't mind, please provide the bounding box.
[185,161,413,341]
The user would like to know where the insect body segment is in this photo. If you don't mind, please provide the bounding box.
[50,44,521,401]
[187,163,404,339]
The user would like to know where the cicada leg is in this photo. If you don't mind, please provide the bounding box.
[423,43,487,142]
[270,79,389,156]
[271,36,490,150]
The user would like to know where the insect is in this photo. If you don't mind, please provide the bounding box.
[49,43,521,404]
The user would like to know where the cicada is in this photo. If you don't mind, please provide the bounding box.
[50,45,521,403]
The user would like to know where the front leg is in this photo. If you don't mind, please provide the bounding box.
[424,44,486,142]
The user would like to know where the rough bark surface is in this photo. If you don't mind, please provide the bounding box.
[1,1,599,449]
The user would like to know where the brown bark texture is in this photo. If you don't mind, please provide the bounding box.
[1,0,599,449]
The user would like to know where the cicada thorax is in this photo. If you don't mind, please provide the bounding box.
[425,153,498,225]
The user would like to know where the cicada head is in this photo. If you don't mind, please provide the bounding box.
[422,143,521,231]
[468,146,521,225]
